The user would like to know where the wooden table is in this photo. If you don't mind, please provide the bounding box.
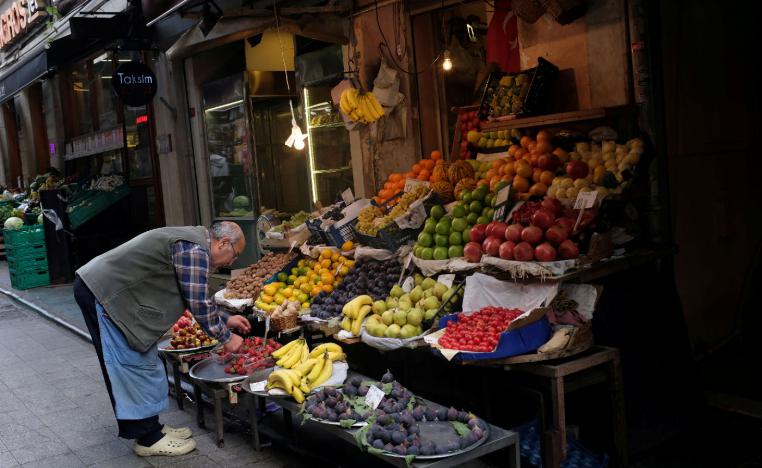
[244,373,520,467]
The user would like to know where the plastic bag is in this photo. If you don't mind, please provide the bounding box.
[462,273,558,313]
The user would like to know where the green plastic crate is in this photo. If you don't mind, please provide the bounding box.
[3,225,45,248]
[7,253,48,271]
[68,184,130,229]
[5,242,46,258]
[9,267,50,290]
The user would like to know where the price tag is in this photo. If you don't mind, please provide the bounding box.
[250,380,267,392]
[398,253,413,285]
[401,276,415,293]
[341,188,354,205]
[437,274,455,289]
[492,184,512,221]
[364,385,385,410]
[494,185,511,206]
[404,178,429,192]
[574,190,598,210]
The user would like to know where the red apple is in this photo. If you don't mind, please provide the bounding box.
[545,225,568,245]
[482,236,503,257]
[531,210,555,230]
[460,113,470,123]
[513,242,535,261]
[505,224,523,243]
[470,224,487,244]
[537,153,561,172]
[541,198,563,216]
[555,217,575,234]
[499,241,515,260]
[464,242,483,262]
[485,221,508,240]
[535,242,557,262]
[521,225,544,245]
[558,239,580,259]
[566,161,589,180]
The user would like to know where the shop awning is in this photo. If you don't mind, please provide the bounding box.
[0,50,49,103]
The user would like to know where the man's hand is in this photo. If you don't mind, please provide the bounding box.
[224,334,243,353]
[227,315,251,334]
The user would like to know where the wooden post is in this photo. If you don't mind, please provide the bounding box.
[2,100,23,187]
[27,83,50,173]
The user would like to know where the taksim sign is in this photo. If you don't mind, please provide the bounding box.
[111,61,158,107]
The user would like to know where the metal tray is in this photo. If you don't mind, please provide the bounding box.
[189,357,272,384]
[157,336,218,354]
[375,420,490,460]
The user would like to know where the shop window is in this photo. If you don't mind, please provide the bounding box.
[67,60,94,135]
[92,54,119,130]
[124,105,153,179]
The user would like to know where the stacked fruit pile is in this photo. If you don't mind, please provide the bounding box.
[254,252,353,311]
[413,183,494,260]
[237,336,282,356]
[371,151,443,204]
[462,198,582,263]
[310,259,402,320]
[356,185,430,236]
[365,276,460,338]
[304,386,368,423]
[340,295,373,336]
[166,311,218,350]
[456,110,481,159]
[438,307,524,352]
[224,252,296,300]
[339,88,385,124]
[266,341,345,403]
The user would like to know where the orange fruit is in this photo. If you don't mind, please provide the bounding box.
[491,160,503,170]
[421,159,435,170]
[532,168,543,183]
[515,148,527,159]
[529,182,548,196]
[540,170,555,186]
[520,136,532,148]
[485,169,497,180]
[527,141,537,153]
[431,150,442,160]
[341,240,354,251]
[536,141,553,154]
[310,286,321,297]
[435,159,445,165]
[412,163,422,174]
[418,169,430,180]
[515,161,532,178]
[395,180,405,190]
[404,171,416,179]
[379,189,393,199]
[513,175,530,193]
[508,145,520,157]
[553,148,569,163]
[384,181,394,190]
[536,130,552,142]
[321,249,332,259]
[322,284,333,293]
[373,196,383,205]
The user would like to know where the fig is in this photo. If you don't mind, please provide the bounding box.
[412,406,424,421]
[372,439,384,449]
[457,411,469,423]
[420,441,435,456]
[391,431,406,445]
[447,407,458,421]
[408,424,420,435]
[472,426,484,439]
[357,385,369,396]
[392,445,407,456]
[381,370,394,383]
[383,443,394,452]
[350,376,362,387]
[343,386,357,397]
[326,397,337,408]
[436,408,448,421]
[407,445,420,456]
[425,407,437,421]
[377,414,392,426]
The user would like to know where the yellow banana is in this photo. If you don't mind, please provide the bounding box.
[279,344,302,369]
[310,357,333,388]
[266,371,293,393]
[300,377,310,394]
[283,369,303,388]
[339,90,352,115]
[295,358,318,375]
[307,355,325,382]
[352,305,372,335]
[368,93,385,120]
[327,351,347,362]
[341,316,352,331]
[357,94,372,122]
[272,339,300,358]
[309,343,343,358]
[300,341,310,363]
[292,386,305,403]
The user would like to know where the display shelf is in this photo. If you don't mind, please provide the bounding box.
[308,122,345,129]
[479,105,635,131]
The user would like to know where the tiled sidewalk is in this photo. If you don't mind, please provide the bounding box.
[0,295,306,468]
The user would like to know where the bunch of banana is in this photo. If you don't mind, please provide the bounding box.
[309,342,347,362]
[340,295,373,336]
[339,88,385,124]
[267,368,308,403]
[271,338,310,369]
[267,343,346,403]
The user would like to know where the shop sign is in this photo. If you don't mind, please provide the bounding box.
[0,0,45,51]
[111,61,157,107]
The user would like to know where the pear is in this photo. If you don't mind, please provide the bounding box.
[385,324,401,338]
[400,293,411,304]
[421,278,436,290]
[414,273,424,286]
[414,325,423,336]
[406,308,423,326]
[422,289,437,299]
[385,297,399,309]
[381,310,395,326]
[400,324,418,339]
[373,323,388,337]
[373,300,387,315]
[433,283,448,299]
[422,296,440,311]
[409,286,423,303]
[398,299,412,312]
[442,287,459,303]
[424,308,438,321]
[367,315,381,326]
[390,285,404,298]
[393,309,408,326]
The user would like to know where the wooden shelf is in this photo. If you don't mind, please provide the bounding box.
[479,105,635,131]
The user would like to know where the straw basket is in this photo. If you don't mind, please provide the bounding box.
[271,314,298,332]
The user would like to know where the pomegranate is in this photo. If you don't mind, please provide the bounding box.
[482,236,503,257]
[555,217,575,234]
[565,161,589,180]
[499,241,515,260]
[521,225,544,245]
[470,224,487,244]
[541,198,563,216]
[505,224,523,243]
[545,225,568,245]
[535,242,557,262]
[464,242,483,263]
[531,209,555,230]
[513,242,535,261]
[485,221,508,240]
[558,240,580,259]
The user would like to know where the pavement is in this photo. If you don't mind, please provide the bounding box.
[0,292,312,468]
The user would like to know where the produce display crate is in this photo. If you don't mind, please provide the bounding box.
[325,217,358,248]
[67,184,130,230]
[3,225,45,248]
[6,251,48,271]
[9,266,50,290]
[354,225,418,251]
[305,219,329,245]
[263,257,301,285]
[478,57,559,120]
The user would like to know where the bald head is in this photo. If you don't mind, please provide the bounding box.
[209,221,246,269]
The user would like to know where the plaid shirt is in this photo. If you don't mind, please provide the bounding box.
[171,239,231,343]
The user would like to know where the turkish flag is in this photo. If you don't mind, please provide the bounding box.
[487,0,520,72]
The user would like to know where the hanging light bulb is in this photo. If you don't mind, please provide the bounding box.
[284,118,307,149]
[442,50,453,71]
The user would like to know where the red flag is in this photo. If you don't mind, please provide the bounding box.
[487,0,520,72]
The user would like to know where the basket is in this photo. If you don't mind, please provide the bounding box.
[9,267,50,290]
[326,217,358,248]
[3,225,45,248]
[513,0,546,23]
[271,314,298,332]
[478,57,559,120]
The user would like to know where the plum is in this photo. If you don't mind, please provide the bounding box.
[412,406,424,421]
[408,424,419,435]
[377,414,391,426]
[406,433,417,442]
[343,386,357,397]
[420,441,435,456]
[383,443,394,452]
[379,429,391,443]
[326,397,337,408]
[335,402,347,414]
